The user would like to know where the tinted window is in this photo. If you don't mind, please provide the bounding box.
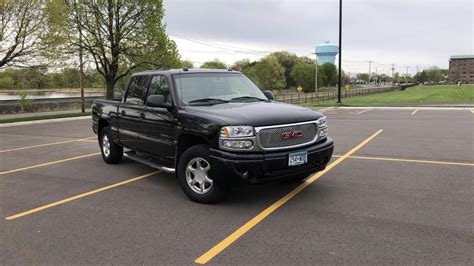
[146,75,171,104]
[174,73,266,104]
[125,75,149,105]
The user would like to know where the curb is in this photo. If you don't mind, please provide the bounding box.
[335,106,474,110]
[0,115,91,128]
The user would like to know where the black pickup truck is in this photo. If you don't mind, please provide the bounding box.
[92,69,334,203]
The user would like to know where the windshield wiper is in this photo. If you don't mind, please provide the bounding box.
[188,98,230,105]
[230,96,268,102]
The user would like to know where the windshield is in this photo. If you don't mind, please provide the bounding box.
[173,73,268,105]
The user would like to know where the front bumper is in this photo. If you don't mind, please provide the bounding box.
[209,137,334,185]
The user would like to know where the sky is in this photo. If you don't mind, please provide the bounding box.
[163,0,473,75]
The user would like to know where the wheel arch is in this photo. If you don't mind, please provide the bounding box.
[176,133,209,166]
[98,118,109,139]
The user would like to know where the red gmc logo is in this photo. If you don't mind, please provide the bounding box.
[281,130,303,140]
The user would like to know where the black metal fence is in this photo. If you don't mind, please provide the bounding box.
[275,86,401,105]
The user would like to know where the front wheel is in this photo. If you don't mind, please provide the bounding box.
[177,144,225,203]
[99,127,123,164]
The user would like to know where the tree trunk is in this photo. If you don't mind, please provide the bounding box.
[105,77,115,99]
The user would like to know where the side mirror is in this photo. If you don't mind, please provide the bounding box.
[146,95,168,108]
[263,90,274,101]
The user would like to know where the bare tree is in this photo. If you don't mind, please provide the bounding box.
[0,0,48,68]
[65,0,179,99]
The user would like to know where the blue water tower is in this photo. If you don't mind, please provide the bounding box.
[315,41,339,65]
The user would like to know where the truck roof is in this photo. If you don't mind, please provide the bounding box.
[131,68,242,76]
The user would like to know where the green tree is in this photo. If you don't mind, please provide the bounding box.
[356,73,369,83]
[63,0,180,98]
[0,0,53,68]
[253,55,286,91]
[200,59,227,69]
[414,71,428,83]
[320,63,337,86]
[270,51,301,88]
[290,63,316,93]
[231,59,252,72]
[425,66,443,83]
[180,59,194,68]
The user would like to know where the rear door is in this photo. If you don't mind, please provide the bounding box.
[117,75,150,149]
[139,75,176,164]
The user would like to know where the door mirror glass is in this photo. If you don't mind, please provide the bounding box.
[263,90,274,101]
[146,95,167,108]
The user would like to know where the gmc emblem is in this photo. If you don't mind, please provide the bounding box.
[281,130,303,140]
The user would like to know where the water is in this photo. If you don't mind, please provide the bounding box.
[0,92,105,100]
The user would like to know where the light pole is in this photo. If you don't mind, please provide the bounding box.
[337,0,342,104]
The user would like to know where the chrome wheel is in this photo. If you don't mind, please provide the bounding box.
[186,157,213,194]
[102,134,111,158]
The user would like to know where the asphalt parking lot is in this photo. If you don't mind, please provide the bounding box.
[1,108,473,264]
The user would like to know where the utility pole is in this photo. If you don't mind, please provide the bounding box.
[78,21,85,113]
[391,64,395,84]
[406,66,409,83]
[375,67,378,85]
[337,0,342,104]
[368,60,373,84]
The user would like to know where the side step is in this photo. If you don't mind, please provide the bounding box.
[124,150,175,173]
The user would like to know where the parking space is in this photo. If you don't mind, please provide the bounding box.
[1,108,473,264]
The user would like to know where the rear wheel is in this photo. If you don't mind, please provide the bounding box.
[99,127,123,164]
[177,144,225,203]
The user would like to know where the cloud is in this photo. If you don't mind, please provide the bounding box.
[164,0,473,73]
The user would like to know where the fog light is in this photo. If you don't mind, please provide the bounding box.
[319,128,328,138]
[222,140,253,149]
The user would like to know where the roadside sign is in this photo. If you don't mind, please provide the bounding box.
[344,85,350,91]
[296,85,303,92]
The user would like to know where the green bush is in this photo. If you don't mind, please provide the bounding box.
[17,90,33,112]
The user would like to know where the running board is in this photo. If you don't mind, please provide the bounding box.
[124,151,175,173]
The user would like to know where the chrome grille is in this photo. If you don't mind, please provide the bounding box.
[257,122,318,150]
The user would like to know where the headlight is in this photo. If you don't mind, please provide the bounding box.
[220,126,254,138]
[317,116,328,138]
[317,116,327,128]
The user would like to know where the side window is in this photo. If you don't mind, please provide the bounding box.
[125,75,149,105]
[146,75,171,104]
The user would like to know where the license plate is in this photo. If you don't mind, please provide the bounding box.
[288,151,308,166]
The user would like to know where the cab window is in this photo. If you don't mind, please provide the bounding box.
[125,75,149,105]
[146,75,171,104]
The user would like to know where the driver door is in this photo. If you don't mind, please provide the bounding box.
[139,75,176,165]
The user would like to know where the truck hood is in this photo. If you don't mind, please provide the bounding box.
[183,101,323,126]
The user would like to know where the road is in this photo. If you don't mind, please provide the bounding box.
[1,108,473,264]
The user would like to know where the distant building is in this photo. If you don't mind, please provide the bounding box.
[448,55,474,84]
[315,42,338,65]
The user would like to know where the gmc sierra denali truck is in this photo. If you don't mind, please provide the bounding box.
[92,69,334,203]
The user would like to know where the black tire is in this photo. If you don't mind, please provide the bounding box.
[177,144,225,204]
[99,127,123,164]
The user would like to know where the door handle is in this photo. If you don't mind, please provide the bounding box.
[121,110,126,116]
[140,113,145,119]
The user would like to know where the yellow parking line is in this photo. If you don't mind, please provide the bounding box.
[332,155,474,167]
[470,109,474,114]
[0,153,100,176]
[5,171,160,220]
[355,109,371,114]
[194,129,384,264]
[411,109,419,115]
[0,137,96,153]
